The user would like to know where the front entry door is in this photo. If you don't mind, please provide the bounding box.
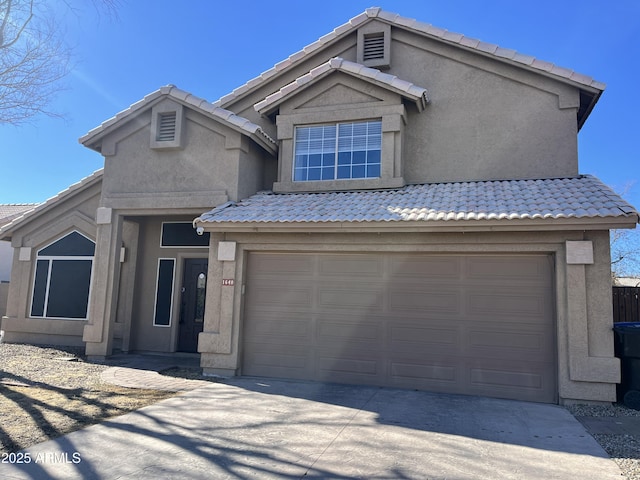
[178,258,208,352]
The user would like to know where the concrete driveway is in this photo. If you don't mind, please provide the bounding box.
[2,378,623,480]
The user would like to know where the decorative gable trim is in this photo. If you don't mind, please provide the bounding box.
[216,8,603,129]
[80,85,278,156]
[254,57,428,117]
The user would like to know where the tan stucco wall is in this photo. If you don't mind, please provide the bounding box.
[0,240,12,281]
[1,182,101,346]
[198,229,617,403]
[98,100,272,209]
[79,98,273,356]
[228,23,580,186]
[0,282,8,318]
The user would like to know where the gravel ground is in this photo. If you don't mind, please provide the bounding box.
[566,403,640,480]
[0,343,174,454]
[0,343,106,388]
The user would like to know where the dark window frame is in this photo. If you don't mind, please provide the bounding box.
[30,231,95,320]
[160,222,210,248]
[153,258,175,327]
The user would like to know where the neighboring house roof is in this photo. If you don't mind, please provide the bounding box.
[215,8,604,128]
[0,204,38,229]
[0,169,103,240]
[195,175,638,230]
[79,85,277,155]
[614,277,640,287]
[255,57,429,116]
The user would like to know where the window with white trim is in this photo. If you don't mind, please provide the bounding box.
[294,120,381,181]
[30,231,95,320]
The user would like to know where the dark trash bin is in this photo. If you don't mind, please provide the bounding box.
[613,322,640,409]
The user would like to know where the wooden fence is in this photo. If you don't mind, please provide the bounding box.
[613,287,640,323]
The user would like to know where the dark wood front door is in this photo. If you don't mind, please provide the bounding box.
[178,258,208,353]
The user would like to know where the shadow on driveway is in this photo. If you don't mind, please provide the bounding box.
[1,378,623,480]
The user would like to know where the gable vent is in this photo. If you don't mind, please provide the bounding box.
[363,32,385,61]
[157,112,177,141]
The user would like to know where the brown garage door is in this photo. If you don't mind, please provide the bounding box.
[242,253,556,403]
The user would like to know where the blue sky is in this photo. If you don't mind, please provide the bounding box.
[1,0,639,209]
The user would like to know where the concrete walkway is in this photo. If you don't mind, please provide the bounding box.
[100,353,211,392]
[1,376,624,480]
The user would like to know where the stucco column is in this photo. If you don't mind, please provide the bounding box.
[199,234,239,375]
[116,220,140,353]
[562,240,619,402]
[83,207,123,359]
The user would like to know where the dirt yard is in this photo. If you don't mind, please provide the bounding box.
[0,343,176,454]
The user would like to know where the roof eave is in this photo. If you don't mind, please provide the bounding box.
[80,86,278,156]
[0,170,104,240]
[255,58,429,117]
[195,215,638,234]
[217,8,605,116]
[577,87,602,131]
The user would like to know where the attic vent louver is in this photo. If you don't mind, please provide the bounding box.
[357,23,390,69]
[157,112,177,141]
[363,32,385,61]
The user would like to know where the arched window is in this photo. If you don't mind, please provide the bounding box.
[30,231,95,320]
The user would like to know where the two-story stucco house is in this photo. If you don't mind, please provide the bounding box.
[1,9,637,404]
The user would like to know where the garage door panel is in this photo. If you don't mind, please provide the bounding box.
[390,289,462,314]
[318,255,383,278]
[469,366,543,390]
[243,252,556,403]
[390,325,460,357]
[466,327,550,355]
[390,324,459,347]
[243,343,311,379]
[248,254,314,277]
[389,256,461,279]
[390,356,461,389]
[467,359,554,402]
[318,286,383,309]
[318,356,381,377]
[244,312,312,341]
[467,288,551,320]
[317,320,383,345]
[466,256,550,283]
[249,285,313,308]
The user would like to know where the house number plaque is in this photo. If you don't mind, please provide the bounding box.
[222,279,234,286]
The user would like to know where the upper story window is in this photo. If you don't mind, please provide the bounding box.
[294,120,381,182]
